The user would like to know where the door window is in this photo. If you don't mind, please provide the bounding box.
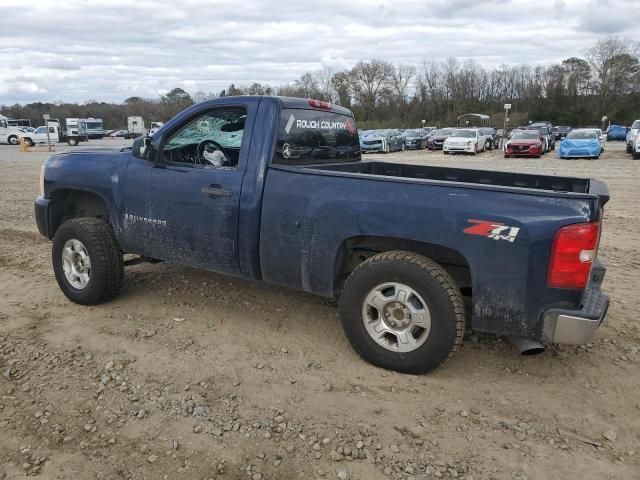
[161,108,246,169]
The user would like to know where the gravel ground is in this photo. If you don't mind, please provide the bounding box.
[0,139,639,480]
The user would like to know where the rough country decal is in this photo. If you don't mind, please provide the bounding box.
[464,219,520,243]
[284,113,356,135]
[124,213,166,226]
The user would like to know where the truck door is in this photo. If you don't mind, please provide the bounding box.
[145,107,248,276]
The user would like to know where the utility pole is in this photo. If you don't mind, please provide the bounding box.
[43,114,52,152]
[501,104,511,149]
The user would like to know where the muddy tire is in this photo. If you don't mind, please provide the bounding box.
[339,251,465,374]
[52,218,124,305]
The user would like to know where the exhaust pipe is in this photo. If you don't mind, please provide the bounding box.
[509,337,546,356]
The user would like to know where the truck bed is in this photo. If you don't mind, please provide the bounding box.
[307,160,607,200]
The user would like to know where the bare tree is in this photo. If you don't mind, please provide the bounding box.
[349,60,394,120]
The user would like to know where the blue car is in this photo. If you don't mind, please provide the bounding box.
[606,124,627,141]
[557,129,601,159]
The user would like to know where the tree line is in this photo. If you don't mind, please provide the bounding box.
[2,37,638,130]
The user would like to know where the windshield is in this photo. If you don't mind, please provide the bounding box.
[434,129,453,136]
[404,129,421,136]
[566,131,597,140]
[632,120,640,129]
[450,130,475,138]
[165,109,245,149]
[511,131,539,140]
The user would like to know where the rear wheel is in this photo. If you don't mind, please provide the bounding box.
[52,218,124,305]
[68,137,78,146]
[633,151,640,160]
[339,251,465,374]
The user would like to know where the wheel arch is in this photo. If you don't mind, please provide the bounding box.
[48,188,111,238]
[333,235,471,296]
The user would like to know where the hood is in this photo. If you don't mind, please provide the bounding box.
[508,139,540,145]
[560,138,599,147]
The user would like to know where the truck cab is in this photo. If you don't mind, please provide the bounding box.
[20,123,61,145]
[0,114,26,145]
[148,121,164,136]
[21,120,88,146]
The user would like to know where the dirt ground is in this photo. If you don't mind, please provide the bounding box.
[0,139,638,480]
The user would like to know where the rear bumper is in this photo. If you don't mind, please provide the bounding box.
[543,261,609,345]
[34,196,52,239]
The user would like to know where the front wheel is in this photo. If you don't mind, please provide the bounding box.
[632,151,640,160]
[339,251,465,374]
[68,137,78,146]
[24,138,34,147]
[52,218,124,305]
[8,135,18,145]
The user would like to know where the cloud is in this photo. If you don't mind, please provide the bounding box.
[0,0,636,104]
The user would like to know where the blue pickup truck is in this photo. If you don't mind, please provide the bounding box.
[34,96,610,373]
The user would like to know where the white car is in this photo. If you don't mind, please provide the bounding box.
[443,129,486,155]
[589,128,606,152]
[627,119,640,154]
[633,133,640,160]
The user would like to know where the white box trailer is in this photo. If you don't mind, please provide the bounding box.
[127,116,145,139]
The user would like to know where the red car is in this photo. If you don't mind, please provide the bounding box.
[504,130,544,158]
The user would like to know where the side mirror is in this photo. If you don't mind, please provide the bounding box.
[132,136,154,160]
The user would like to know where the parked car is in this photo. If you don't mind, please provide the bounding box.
[34,96,611,374]
[632,132,640,159]
[380,129,405,152]
[108,129,128,138]
[557,129,601,159]
[528,123,555,151]
[360,130,404,153]
[504,129,544,158]
[403,129,429,149]
[443,128,486,155]
[427,128,454,150]
[553,126,572,141]
[591,128,606,152]
[625,120,640,154]
[606,124,627,141]
[479,127,498,150]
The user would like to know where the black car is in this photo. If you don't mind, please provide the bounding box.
[479,128,498,150]
[402,129,429,149]
[553,126,572,141]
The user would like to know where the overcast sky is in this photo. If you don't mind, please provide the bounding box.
[0,0,636,104]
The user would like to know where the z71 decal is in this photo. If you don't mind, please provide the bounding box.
[464,219,520,243]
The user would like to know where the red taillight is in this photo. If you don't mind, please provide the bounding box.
[547,222,600,289]
[308,99,331,110]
